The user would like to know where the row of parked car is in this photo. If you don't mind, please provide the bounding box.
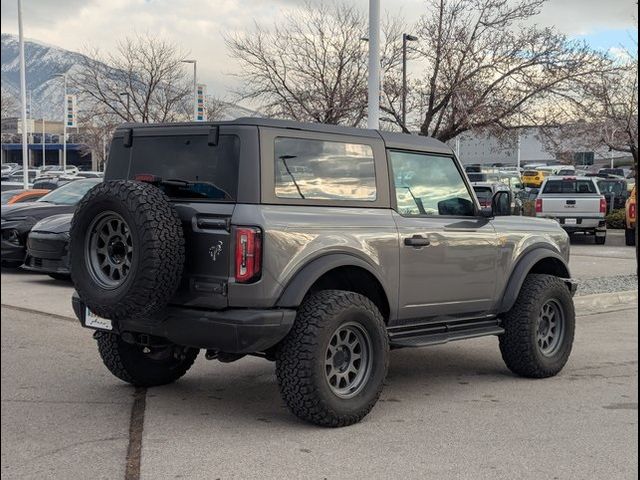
[1,174,102,279]
[463,164,637,246]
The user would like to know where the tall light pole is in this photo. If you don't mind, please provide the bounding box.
[17,0,29,189]
[367,0,380,130]
[402,33,418,130]
[119,92,131,121]
[181,59,197,121]
[52,73,67,170]
[42,119,46,168]
[516,131,521,171]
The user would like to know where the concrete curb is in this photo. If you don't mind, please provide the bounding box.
[575,290,638,316]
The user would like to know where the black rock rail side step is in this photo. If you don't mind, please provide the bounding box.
[388,315,504,348]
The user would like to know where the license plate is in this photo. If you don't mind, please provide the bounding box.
[564,218,577,225]
[85,307,113,331]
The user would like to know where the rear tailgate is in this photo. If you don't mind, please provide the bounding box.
[539,194,603,217]
[537,178,604,220]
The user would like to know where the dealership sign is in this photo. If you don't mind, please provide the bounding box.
[65,94,77,128]
[196,84,207,121]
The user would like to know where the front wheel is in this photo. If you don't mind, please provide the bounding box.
[96,332,198,387]
[276,290,389,427]
[499,274,575,378]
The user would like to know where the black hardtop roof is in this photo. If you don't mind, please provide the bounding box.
[114,117,452,155]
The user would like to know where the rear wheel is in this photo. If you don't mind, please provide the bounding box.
[499,274,575,378]
[595,231,606,245]
[96,332,198,387]
[276,290,389,427]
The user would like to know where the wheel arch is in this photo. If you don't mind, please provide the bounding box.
[498,248,573,314]
[276,254,394,323]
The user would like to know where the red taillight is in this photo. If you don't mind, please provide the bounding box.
[135,173,160,183]
[630,203,636,220]
[235,227,262,283]
[600,198,607,214]
[535,198,543,213]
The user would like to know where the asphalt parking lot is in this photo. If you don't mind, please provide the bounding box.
[1,237,638,480]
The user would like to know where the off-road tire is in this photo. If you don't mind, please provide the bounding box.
[96,332,198,387]
[70,180,185,320]
[625,227,636,246]
[499,274,575,378]
[276,290,389,427]
[595,233,606,245]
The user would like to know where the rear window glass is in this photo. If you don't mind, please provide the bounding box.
[523,170,539,176]
[127,134,240,201]
[543,179,597,194]
[274,137,376,201]
[473,186,493,200]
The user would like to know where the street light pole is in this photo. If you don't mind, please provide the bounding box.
[367,0,380,130]
[402,33,417,130]
[181,60,197,121]
[52,73,68,171]
[42,119,45,168]
[17,0,29,189]
[119,92,131,121]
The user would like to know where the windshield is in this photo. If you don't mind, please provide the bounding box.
[597,180,625,194]
[542,179,597,194]
[38,179,100,205]
[523,170,539,177]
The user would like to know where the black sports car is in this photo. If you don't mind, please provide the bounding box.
[23,213,73,280]
[1,178,100,267]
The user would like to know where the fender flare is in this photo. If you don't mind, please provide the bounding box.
[498,247,571,314]
[276,253,390,309]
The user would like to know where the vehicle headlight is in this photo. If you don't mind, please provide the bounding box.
[2,229,21,245]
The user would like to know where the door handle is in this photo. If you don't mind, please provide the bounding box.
[404,235,431,248]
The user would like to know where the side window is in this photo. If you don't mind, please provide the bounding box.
[389,151,476,217]
[274,137,376,201]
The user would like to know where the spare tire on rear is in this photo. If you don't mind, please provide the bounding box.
[70,180,185,320]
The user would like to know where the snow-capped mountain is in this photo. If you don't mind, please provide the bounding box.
[1,33,89,120]
[1,33,259,121]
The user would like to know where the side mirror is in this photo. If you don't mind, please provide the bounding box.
[492,191,512,216]
[479,207,494,218]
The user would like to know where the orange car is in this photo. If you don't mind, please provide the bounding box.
[626,185,636,246]
[1,189,51,205]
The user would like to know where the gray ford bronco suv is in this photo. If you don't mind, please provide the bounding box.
[70,118,577,427]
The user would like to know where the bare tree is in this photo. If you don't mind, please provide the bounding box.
[390,0,615,141]
[76,105,120,170]
[73,34,192,123]
[205,96,230,121]
[226,2,402,126]
[1,91,18,120]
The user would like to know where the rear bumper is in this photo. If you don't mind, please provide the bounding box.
[537,216,606,232]
[72,294,297,354]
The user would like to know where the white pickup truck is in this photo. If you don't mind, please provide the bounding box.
[535,176,607,244]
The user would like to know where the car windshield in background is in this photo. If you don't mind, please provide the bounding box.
[597,180,625,194]
[542,179,597,194]
[127,134,240,201]
[37,179,101,205]
[473,186,493,201]
[523,170,539,176]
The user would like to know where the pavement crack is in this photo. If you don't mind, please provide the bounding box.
[125,386,147,480]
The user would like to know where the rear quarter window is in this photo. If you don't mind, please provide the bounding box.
[274,137,376,201]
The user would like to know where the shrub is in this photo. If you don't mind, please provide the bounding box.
[605,209,626,229]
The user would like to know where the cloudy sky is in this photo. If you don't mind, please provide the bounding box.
[1,0,637,99]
